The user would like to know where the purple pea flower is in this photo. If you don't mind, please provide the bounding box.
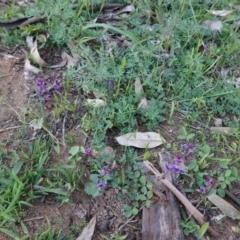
[85,148,93,155]
[200,186,206,195]
[41,98,47,104]
[166,164,173,171]
[101,166,110,176]
[205,177,212,186]
[107,81,116,88]
[53,79,64,92]
[97,180,108,189]
[174,156,184,164]
[172,165,185,174]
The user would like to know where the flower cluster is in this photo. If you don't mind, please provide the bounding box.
[166,156,185,174]
[97,166,111,191]
[183,143,197,160]
[36,77,64,104]
[85,148,93,155]
[107,80,116,89]
[166,142,198,174]
[199,176,213,195]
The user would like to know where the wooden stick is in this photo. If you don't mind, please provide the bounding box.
[143,160,219,238]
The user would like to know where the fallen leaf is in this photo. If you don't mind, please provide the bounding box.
[30,41,49,67]
[135,78,150,109]
[208,10,233,17]
[115,4,135,15]
[29,118,43,131]
[207,194,240,220]
[211,214,225,221]
[138,98,150,109]
[135,77,143,94]
[76,215,96,240]
[204,20,223,32]
[116,132,165,148]
[210,127,234,134]
[86,99,107,107]
[214,118,222,127]
[24,59,42,74]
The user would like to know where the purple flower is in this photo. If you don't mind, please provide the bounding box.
[183,143,197,150]
[205,177,212,186]
[54,84,64,91]
[166,164,173,171]
[203,44,209,51]
[41,98,47,104]
[187,149,195,155]
[101,166,110,176]
[85,148,93,155]
[107,81,116,88]
[36,78,47,88]
[200,186,206,195]
[172,165,185,174]
[174,156,184,164]
[97,180,108,189]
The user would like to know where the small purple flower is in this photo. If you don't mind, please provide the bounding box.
[205,177,212,186]
[200,186,206,195]
[166,164,173,171]
[174,156,184,164]
[41,98,47,104]
[203,44,209,52]
[107,81,116,88]
[97,180,108,189]
[54,84,64,91]
[101,166,110,176]
[187,149,195,155]
[36,78,47,88]
[46,93,52,99]
[85,148,93,155]
[172,165,185,174]
[183,143,197,150]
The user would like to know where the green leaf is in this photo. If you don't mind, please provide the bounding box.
[90,174,99,183]
[139,175,147,185]
[69,146,79,156]
[147,191,153,199]
[132,207,138,215]
[231,166,238,177]
[84,182,99,197]
[224,169,231,177]
[217,189,225,197]
[198,222,209,238]
[141,186,147,194]
[136,194,147,201]
[13,161,24,174]
[134,171,140,178]
[226,176,236,182]
[0,228,20,240]
[146,181,153,190]
[54,144,60,154]
[145,200,152,208]
[187,133,195,140]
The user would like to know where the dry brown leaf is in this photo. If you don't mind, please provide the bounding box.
[204,20,223,32]
[76,215,96,240]
[116,132,165,149]
[207,194,240,220]
[208,10,233,17]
